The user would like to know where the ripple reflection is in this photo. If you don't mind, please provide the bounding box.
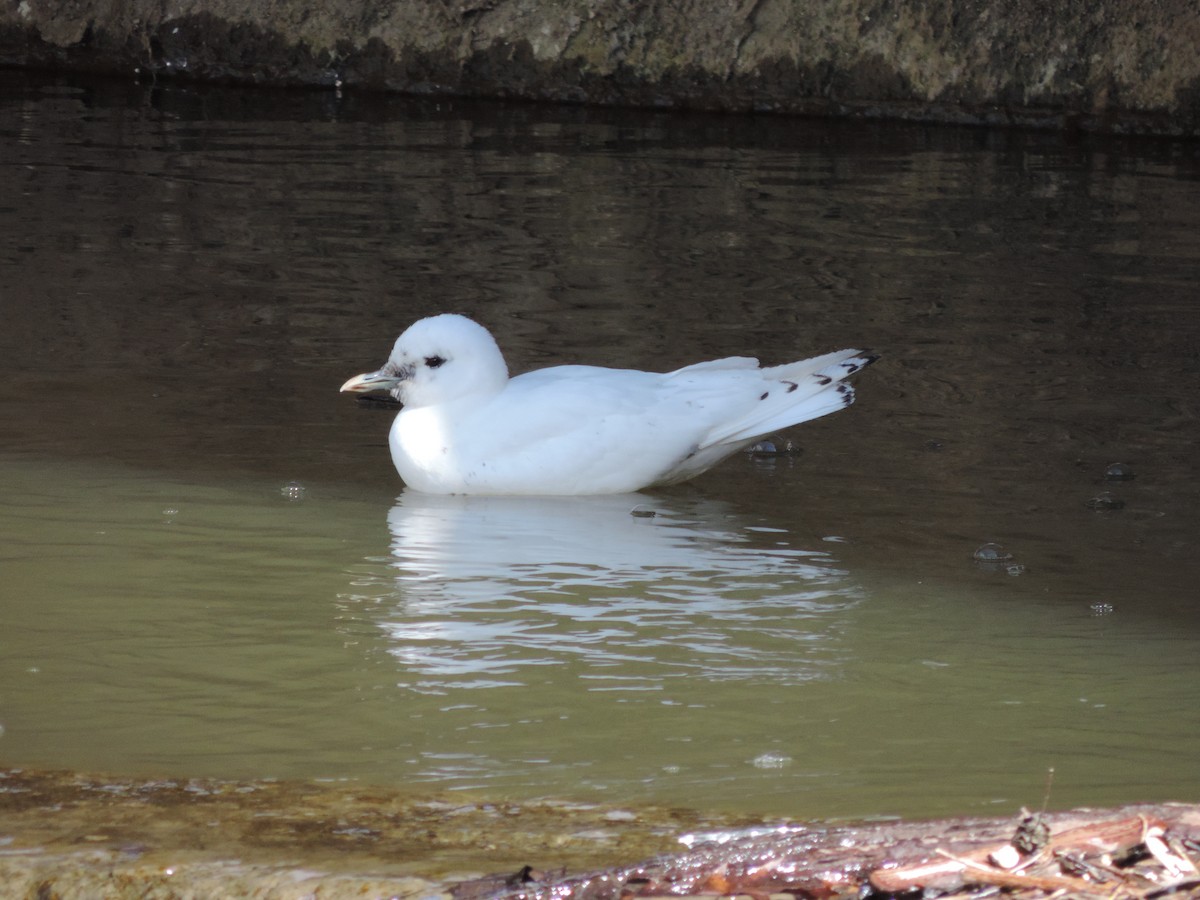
[357,491,861,694]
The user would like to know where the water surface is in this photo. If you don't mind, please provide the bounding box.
[1,71,1198,822]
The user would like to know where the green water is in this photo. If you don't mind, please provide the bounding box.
[1,70,1198,822]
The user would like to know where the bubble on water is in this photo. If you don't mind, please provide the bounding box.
[975,542,1024,574]
[973,542,1013,562]
[1104,462,1135,481]
[161,508,179,524]
[751,751,792,770]
[747,438,800,456]
[280,481,307,501]
[1086,491,1124,511]
[1090,602,1115,616]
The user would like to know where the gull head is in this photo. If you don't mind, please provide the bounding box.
[340,313,509,408]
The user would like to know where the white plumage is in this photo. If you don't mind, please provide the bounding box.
[341,314,876,495]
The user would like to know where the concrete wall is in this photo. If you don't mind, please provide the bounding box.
[2,0,1198,134]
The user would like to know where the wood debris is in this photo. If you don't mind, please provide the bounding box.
[453,803,1200,900]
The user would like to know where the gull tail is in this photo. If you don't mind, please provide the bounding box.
[702,349,879,448]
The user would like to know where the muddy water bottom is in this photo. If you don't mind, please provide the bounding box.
[0,765,754,897]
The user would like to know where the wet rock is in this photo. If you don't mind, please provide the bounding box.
[0,0,1198,134]
[0,766,742,897]
[0,848,447,900]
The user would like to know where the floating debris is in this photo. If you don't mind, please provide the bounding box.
[629,506,657,518]
[750,752,792,770]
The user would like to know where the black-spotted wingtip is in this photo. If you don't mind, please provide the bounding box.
[839,351,880,376]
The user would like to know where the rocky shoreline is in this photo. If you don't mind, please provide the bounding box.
[0,765,742,899]
[3,767,1198,899]
[2,1,1198,135]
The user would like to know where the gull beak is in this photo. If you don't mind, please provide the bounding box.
[340,369,406,394]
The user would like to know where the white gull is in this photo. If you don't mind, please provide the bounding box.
[340,314,877,495]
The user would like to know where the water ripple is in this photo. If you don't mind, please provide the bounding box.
[341,492,859,693]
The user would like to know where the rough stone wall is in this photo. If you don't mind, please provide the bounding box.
[2,0,1198,134]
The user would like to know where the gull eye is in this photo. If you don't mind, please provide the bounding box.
[424,355,446,369]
